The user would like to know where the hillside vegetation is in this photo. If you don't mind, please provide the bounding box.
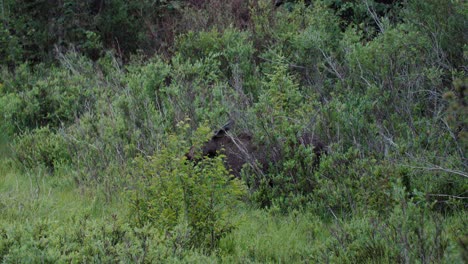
[0,0,467,262]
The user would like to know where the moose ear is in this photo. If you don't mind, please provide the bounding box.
[221,119,234,131]
[213,129,227,138]
[213,119,234,138]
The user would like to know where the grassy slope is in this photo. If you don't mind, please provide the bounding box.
[1,125,467,262]
[1,157,466,263]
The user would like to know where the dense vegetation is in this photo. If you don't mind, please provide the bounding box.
[0,0,466,262]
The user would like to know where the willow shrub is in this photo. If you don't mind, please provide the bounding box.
[246,61,321,209]
[13,127,71,173]
[0,57,96,134]
[176,28,258,99]
[129,123,246,251]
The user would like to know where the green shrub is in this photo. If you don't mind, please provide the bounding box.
[0,216,169,263]
[0,24,23,66]
[0,57,96,133]
[176,28,257,96]
[312,148,397,216]
[245,61,321,209]
[158,53,229,126]
[443,79,467,158]
[129,123,246,251]
[401,0,466,69]
[13,127,70,172]
[219,210,323,263]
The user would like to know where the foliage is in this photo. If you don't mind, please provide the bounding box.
[245,60,321,208]
[0,215,214,262]
[0,0,466,261]
[13,127,70,173]
[176,28,256,95]
[129,123,246,250]
[0,58,95,134]
[443,79,467,159]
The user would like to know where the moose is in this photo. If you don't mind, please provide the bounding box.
[186,120,326,178]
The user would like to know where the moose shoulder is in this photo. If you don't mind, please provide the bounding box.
[186,122,326,177]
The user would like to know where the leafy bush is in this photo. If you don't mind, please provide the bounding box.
[129,123,246,250]
[0,216,186,262]
[0,0,182,63]
[0,58,96,134]
[401,0,466,69]
[176,28,257,96]
[219,210,323,263]
[13,127,70,172]
[443,79,467,159]
[0,0,466,261]
[311,148,397,216]
[245,61,321,208]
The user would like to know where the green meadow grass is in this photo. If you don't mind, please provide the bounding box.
[1,162,466,263]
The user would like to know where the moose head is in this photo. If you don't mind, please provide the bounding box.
[186,120,257,176]
[186,120,326,177]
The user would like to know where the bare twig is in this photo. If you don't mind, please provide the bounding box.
[61,132,100,151]
[441,118,465,160]
[55,46,79,75]
[365,0,385,33]
[356,57,373,88]
[404,165,468,179]
[319,49,344,81]
[327,206,339,222]
[427,194,468,200]
[226,131,266,178]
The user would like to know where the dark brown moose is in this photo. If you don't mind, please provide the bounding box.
[186,121,326,178]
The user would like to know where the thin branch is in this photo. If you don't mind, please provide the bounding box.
[327,206,339,222]
[404,165,468,179]
[356,57,373,88]
[319,48,344,81]
[61,132,100,151]
[427,194,468,200]
[365,0,385,33]
[226,131,266,179]
[441,118,465,160]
